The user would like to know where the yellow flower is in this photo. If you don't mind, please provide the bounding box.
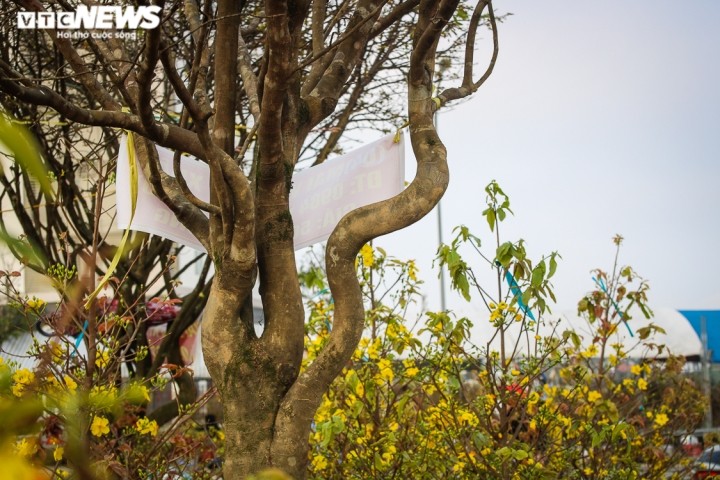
[408,260,418,281]
[637,378,648,391]
[135,417,159,436]
[375,358,394,383]
[581,345,598,359]
[587,390,602,403]
[64,375,78,392]
[360,244,374,268]
[12,369,35,397]
[95,348,110,369]
[90,416,110,437]
[49,341,65,364]
[26,297,46,311]
[654,413,669,427]
[312,454,328,470]
[631,364,642,375]
[382,444,397,463]
[15,438,38,458]
[53,446,64,462]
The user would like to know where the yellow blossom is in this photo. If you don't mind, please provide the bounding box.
[654,413,669,427]
[381,444,397,463]
[360,244,374,267]
[637,378,648,391]
[12,369,35,397]
[15,438,38,458]
[90,416,110,437]
[408,260,418,281]
[135,417,159,436]
[405,366,419,377]
[312,454,328,470]
[95,348,110,369]
[375,358,394,383]
[64,375,78,392]
[631,364,643,375]
[581,345,598,359]
[26,297,46,311]
[49,341,65,363]
[53,446,64,462]
[587,390,602,403]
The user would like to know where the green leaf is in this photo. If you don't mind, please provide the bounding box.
[374,451,383,470]
[496,242,513,267]
[513,450,528,461]
[548,254,558,279]
[472,432,489,449]
[0,112,54,198]
[495,446,511,458]
[636,326,651,340]
[591,429,606,448]
[531,261,546,288]
[484,208,496,232]
[455,273,471,301]
[0,230,47,269]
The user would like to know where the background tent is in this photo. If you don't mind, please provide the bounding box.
[465,306,703,359]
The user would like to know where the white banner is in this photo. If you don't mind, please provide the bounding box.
[116,134,405,251]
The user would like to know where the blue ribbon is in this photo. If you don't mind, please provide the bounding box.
[504,270,535,321]
[71,320,89,357]
[592,277,634,337]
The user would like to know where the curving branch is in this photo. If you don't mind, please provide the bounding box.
[270,1,462,476]
[437,0,499,107]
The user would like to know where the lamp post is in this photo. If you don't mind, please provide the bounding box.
[434,110,447,312]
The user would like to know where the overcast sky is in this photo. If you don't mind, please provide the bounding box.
[374,1,720,316]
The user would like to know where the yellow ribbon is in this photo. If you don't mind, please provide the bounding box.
[84,124,138,309]
[394,121,410,144]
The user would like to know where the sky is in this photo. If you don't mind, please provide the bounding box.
[374,1,720,317]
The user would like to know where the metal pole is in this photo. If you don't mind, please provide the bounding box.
[434,110,447,312]
[702,315,713,429]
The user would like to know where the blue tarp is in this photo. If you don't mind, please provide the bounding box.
[680,310,720,362]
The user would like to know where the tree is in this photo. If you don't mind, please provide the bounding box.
[0,0,499,477]
[0,114,211,427]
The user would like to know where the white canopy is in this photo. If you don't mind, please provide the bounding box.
[464,305,703,359]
